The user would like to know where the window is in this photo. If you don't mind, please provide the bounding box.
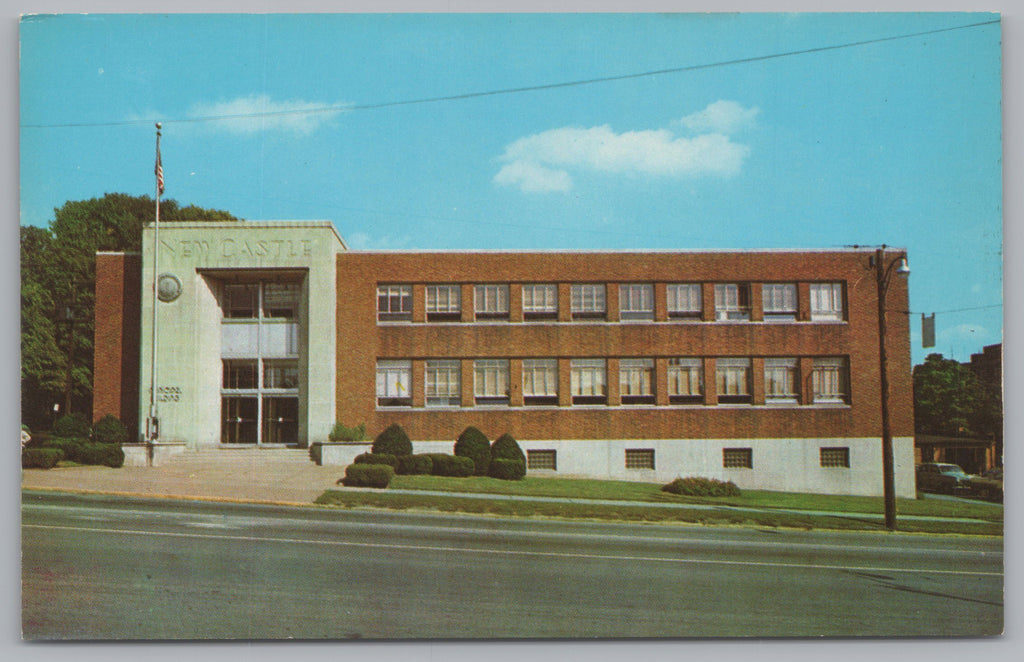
[571,284,606,320]
[262,283,300,319]
[426,285,461,321]
[223,359,257,389]
[523,359,558,406]
[667,283,703,320]
[625,449,655,470]
[221,396,258,444]
[527,450,557,471]
[377,284,412,322]
[619,358,655,404]
[474,284,509,320]
[425,360,461,407]
[668,358,704,404]
[764,358,799,404]
[263,360,299,390]
[812,357,850,404]
[619,284,654,321]
[715,358,752,404]
[714,284,751,321]
[762,283,797,322]
[522,284,558,320]
[376,360,412,407]
[820,447,851,468]
[723,448,753,469]
[222,283,258,319]
[571,359,607,404]
[474,359,510,405]
[810,283,845,321]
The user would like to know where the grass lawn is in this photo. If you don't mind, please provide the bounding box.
[315,475,1002,535]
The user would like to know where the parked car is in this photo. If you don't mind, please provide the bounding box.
[916,463,975,495]
[968,467,1003,503]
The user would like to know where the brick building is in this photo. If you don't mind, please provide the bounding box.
[94,220,916,496]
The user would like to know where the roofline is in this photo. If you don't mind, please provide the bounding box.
[344,247,908,255]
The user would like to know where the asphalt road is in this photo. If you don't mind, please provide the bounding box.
[21,491,1003,639]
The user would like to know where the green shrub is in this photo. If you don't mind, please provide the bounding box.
[43,437,87,463]
[53,413,91,439]
[395,454,434,475]
[92,414,129,444]
[330,422,367,442]
[661,477,741,498]
[489,433,526,478]
[339,464,394,489]
[489,458,526,481]
[354,452,397,467]
[22,448,63,469]
[425,453,475,477]
[454,426,491,476]
[372,423,413,456]
[76,443,125,468]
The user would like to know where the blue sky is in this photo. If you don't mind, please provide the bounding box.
[19,12,1002,365]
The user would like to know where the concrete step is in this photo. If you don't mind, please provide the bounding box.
[166,447,313,466]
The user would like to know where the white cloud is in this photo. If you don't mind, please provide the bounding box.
[494,101,756,193]
[678,100,760,135]
[346,232,411,250]
[188,95,348,135]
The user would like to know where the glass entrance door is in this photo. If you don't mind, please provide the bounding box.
[221,396,258,444]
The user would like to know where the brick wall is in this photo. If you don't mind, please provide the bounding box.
[93,252,141,435]
[335,250,914,444]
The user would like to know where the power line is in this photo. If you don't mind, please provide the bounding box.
[915,304,1002,315]
[21,18,999,130]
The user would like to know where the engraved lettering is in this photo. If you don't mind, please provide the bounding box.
[222,238,236,257]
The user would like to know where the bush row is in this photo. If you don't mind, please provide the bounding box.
[339,464,394,489]
[661,476,741,497]
[48,413,129,445]
[25,438,125,469]
[22,448,63,469]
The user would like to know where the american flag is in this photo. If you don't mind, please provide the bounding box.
[155,146,164,195]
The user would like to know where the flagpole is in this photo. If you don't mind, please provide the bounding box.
[148,123,163,442]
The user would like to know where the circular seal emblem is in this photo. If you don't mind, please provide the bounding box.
[157,273,182,302]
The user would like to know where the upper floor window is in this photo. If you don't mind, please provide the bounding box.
[263,359,299,390]
[426,285,462,322]
[474,359,510,406]
[619,358,655,404]
[716,358,752,404]
[571,358,607,405]
[262,283,300,319]
[810,283,845,322]
[762,283,797,322]
[376,360,412,407]
[714,284,751,321]
[223,359,257,389]
[475,284,509,320]
[668,358,703,404]
[523,358,558,406]
[522,284,558,320]
[667,283,703,320]
[223,284,258,319]
[425,359,461,407]
[619,284,654,321]
[812,357,850,404]
[764,358,799,404]
[571,284,606,320]
[377,284,412,322]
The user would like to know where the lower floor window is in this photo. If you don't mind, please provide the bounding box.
[820,447,850,468]
[716,358,752,404]
[571,358,607,405]
[376,360,412,407]
[527,449,557,471]
[723,447,753,469]
[426,360,461,407]
[625,448,655,470]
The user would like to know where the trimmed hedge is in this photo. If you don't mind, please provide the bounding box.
[661,477,741,498]
[92,414,129,444]
[489,458,526,481]
[340,464,394,488]
[43,437,87,463]
[425,453,475,477]
[489,433,526,479]
[42,437,124,467]
[354,452,397,467]
[395,454,434,475]
[22,448,63,469]
[330,422,367,442]
[454,426,491,476]
[53,413,91,439]
[372,423,413,456]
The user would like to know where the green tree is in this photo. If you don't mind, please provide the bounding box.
[913,353,988,437]
[20,193,238,429]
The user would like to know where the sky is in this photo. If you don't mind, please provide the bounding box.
[18,12,1003,365]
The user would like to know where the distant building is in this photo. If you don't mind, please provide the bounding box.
[93,220,916,497]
